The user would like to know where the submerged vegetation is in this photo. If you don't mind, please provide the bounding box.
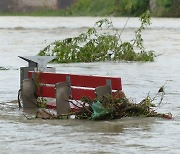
[39,10,155,63]
[75,91,172,120]
[35,87,172,121]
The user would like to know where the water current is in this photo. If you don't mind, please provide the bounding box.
[0,16,180,154]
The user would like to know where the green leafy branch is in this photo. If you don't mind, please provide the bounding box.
[39,10,155,63]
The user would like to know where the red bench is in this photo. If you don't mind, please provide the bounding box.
[23,71,122,115]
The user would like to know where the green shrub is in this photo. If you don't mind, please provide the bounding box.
[66,0,115,16]
[115,0,149,16]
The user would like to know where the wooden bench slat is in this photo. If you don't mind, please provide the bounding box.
[28,72,122,90]
[38,85,121,100]
[38,86,55,98]
[71,88,96,100]
[38,86,96,100]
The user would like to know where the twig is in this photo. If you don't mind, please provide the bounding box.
[23,114,35,120]
[119,16,130,40]
[74,100,92,113]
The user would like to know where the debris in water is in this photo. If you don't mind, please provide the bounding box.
[0,66,9,70]
[34,88,172,121]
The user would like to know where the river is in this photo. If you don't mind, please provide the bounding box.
[0,16,180,154]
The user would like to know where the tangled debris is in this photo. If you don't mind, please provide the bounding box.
[74,92,172,120]
[35,88,172,120]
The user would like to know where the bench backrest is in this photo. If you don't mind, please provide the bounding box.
[28,71,122,100]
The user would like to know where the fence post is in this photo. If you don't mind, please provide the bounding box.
[55,82,71,116]
[95,79,112,101]
[22,78,38,108]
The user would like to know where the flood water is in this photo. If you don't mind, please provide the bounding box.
[0,16,180,154]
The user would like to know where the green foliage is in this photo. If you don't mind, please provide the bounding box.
[39,10,155,63]
[65,0,150,17]
[0,9,65,16]
[158,0,173,8]
[115,0,149,16]
[66,0,115,16]
[151,0,179,17]
[37,97,47,108]
[155,0,173,16]
[0,0,178,17]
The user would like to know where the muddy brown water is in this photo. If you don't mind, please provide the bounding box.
[0,17,180,154]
